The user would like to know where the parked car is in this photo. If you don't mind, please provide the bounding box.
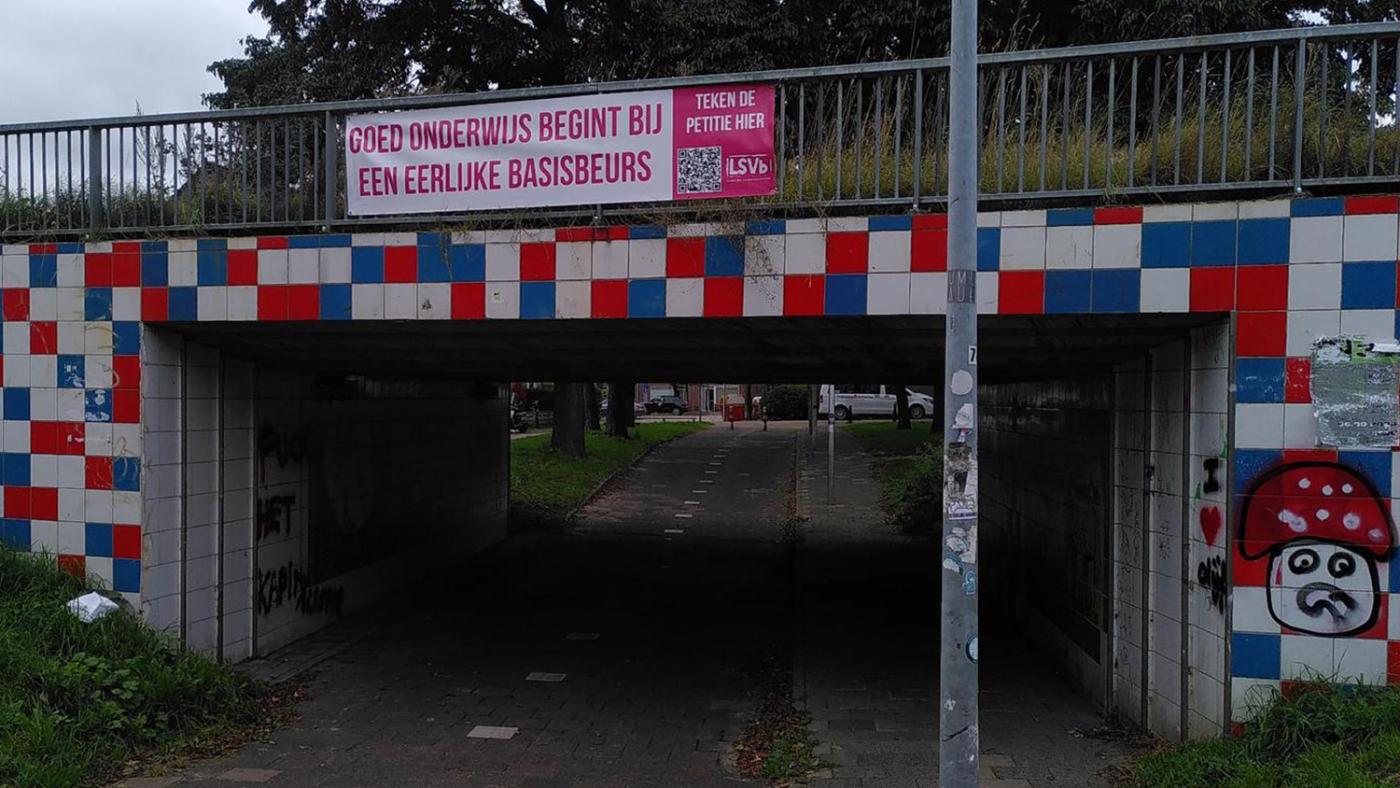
[818,385,935,421]
[645,395,689,414]
[600,398,648,417]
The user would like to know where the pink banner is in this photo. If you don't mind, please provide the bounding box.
[671,84,777,200]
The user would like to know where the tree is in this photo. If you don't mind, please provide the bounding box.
[893,384,912,430]
[607,380,634,438]
[551,381,587,457]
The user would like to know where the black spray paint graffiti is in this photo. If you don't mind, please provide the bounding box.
[1202,457,1221,494]
[257,561,345,618]
[1239,461,1394,637]
[258,422,313,478]
[1196,555,1226,612]
[256,495,296,541]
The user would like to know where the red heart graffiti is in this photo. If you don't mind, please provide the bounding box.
[1199,506,1222,546]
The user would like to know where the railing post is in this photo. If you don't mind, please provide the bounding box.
[323,111,338,228]
[912,69,924,209]
[87,127,103,234]
[1292,39,1306,192]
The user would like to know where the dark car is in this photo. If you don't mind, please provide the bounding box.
[646,395,688,414]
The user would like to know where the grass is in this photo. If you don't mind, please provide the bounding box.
[510,421,709,521]
[842,421,943,534]
[0,547,264,787]
[1128,680,1400,787]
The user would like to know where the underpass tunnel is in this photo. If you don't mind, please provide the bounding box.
[140,311,1230,741]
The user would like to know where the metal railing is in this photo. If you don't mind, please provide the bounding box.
[1,22,1396,239]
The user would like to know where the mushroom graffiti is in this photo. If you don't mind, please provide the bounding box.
[1239,462,1394,637]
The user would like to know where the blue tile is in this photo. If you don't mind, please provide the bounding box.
[868,216,912,231]
[824,274,868,315]
[1341,261,1396,310]
[976,228,1000,271]
[704,236,745,277]
[0,519,30,551]
[84,288,113,320]
[141,240,168,254]
[1231,633,1281,679]
[85,389,113,423]
[320,284,351,320]
[1337,450,1392,497]
[630,225,669,239]
[168,287,197,321]
[628,279,666,318]
[1045,271,1092,314]
[141,251,169,286]
[57,355,85,389]
[519,282,555,319]
[1291,197,1344,217]
[417,231,447,247]
[55,242,82,254]
[112,457,140,492]
[29,254,57,287]
[1237,218,1290,265]
[449,244,486,282]
[417,245,450,282]
[196,238,227,251]
[196,249,227,285]
[1091,269,1141,313]
[2,388,30,421]
[1141,222,1191,268]
[1236,358,1285,403]
[0,454,30,486]
[113,559,141,592]
[84,523,113,557]
[351,247,384,283]
[1234,449,1283,495]
[1390,555,1400,597]
[112,322,140,355]
[1047,208,1094,226]
[319,234,352,248]
[288,235,321,249]
[1191,220,1237,267]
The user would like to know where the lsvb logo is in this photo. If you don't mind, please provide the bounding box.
[726,154,771,179]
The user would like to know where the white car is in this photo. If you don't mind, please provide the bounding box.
[819,385,935,421]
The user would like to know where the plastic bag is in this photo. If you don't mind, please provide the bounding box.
[67,592,118,623]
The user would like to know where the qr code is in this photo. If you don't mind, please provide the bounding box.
[677,146,722,194]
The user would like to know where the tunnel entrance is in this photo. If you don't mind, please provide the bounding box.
[143,310,1230,780]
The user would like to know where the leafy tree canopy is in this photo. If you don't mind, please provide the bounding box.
[206,0,1396,109]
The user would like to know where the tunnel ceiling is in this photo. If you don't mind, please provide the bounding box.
[164,314,1222,384]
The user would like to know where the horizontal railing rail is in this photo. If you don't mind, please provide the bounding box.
[1,21,1396,238]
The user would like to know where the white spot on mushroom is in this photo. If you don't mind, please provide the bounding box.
[1369,528,1386,543]
[1317,509,1331,521]
[1298,478,1312,489]
[1342,483,1355,494]
[1343,513,1362,530]
[1322,485,1334,496]
[1278,509,1309,533]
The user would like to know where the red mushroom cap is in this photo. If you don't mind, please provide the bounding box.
[1239,462,1394,559]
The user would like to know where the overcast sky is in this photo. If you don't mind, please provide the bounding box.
[0,0,266,124]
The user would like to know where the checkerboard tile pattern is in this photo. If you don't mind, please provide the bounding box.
[0,195,1397,701]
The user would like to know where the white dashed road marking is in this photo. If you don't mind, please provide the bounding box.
[467,726,519,739]
[526,672,567,682]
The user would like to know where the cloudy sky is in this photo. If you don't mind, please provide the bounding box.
[0,1,266,124]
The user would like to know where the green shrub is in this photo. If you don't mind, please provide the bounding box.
[885,445,942,534]
[759,385,810,421]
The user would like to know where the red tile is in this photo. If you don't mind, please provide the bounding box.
[287,285,319,320]
[666,238,706,278]
[112,252,141,287]
[1189,267,1235,312]
[3,488,29,518]
[520,243,556,281]
[30,422,58,455]
[602,226,629,241]
[141,288,169,321]
[998,271,1045,314]
[1285,357,1311,403]
[228,250,258,285]
[703,277,743,317]
[1236,312,1287,357]
[555,227,595,242]
[912,214,948,230]
[591,280,628,318]
[85,457,114,490]
[112,356,140,390]
[1094,206,1143,225]
[57,554,85,579]
[29,243,56,255]
[112,241,142,254]
[1344,195,1399,215]
[451,283,485,319]
[84,252,113,287]
[1236,265,1288,311]
[113,525,141,560]
[30,487,56,521]
[911,228,948,272]
[257,236,290,249]
[825,232,870,274]
[58,421,86,455]
[1388,642,1400,686]
[113,390,140,424]
[29,321,57,355]
[257,285,289,320]
[1231,550,1269,588]
[2,289,29,321]
[384,246,417,283]
[783,275,825,316]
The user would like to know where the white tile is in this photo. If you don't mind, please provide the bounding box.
[1286,309,1341,356]
[28,289,56,321]
[743,275,783,317]
[168,238,197,253]
[485,243,519,281]
[168,251,197,286]
[450,230,486,244]
[56,253,84,286]
[1290,216,1344,263]
[1144,204,1192,222]
[976,211,1001,228]
[383,231,416,245]
[227,286,258,321]
[1231,678,1280,721]
[482,229,517,244]
[1279,634,1332,680]
[485,282,519,319]
[83,322,113,355]
[1192,201,1238,220]
[351,284,384,319]
[591,240,629,279]
[910,272,946,314]
[1282,403,1317,447]
[57,518,85,552]
[784,218,824,235]
[556,242,591,280]
[416,283,451,320]
[867,231,910,273]
[196,287,227,320]
[57,321,84,355]
[320,247,352,283]
[784,233,825,275]
[665,278,703,317]
[1340,309,1396,341]
[554,280,590,319]
[519,228,554,243]
[351,233,384,246]
[111,288,140,321]
[288,249,319,284]
[629,239,666,279]
[56,287,85,321]
[866,273,910,315]
[29,521,58,554]
[1045,226,1094,270]
[669,222,721,237]
[976,271,998,314]
[1000,209,1045,227]
[56,390,84,423]
[384,283,417,319]
[1093,224,1142,268]
[0,255,27,287]
[257,249,289,284]
[1287,263,1341,310]
[1343,214,1399,261]
[227,236,257,250]
[745,234,786,276]
[1140,269,1189,313]
[825,217,867,232]
[1235,403,1284,449]
[1333,639,1387,683]
[1238,200,1291,218]
[999,226,1046,270]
